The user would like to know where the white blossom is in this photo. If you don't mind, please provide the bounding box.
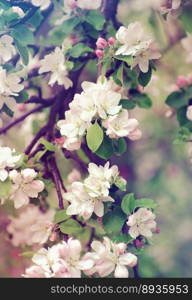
[39,47,73,89]
[0,147,21,182]
[7,205,55,246]
[115,22,161,72]
[32,0,51,10]
[0,67,24,96]
[9,168,45,209]
[65,181,113,219]
[24,239,94,278]
[127,208,157,239]
[0,35,15,64]
[103,109,141,139]
[84,237,138,278]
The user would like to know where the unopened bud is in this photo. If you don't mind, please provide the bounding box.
[95,49,104,58]
[96,37,108,49]
[108,37,116,46]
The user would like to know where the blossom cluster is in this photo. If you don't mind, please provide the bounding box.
[127,208,157,239]
[115,22,161,73]
[24,237,137,278]
[0,146,45,209]
[57,77,141,151]
[7,205,55,246]
[64,162,125,220]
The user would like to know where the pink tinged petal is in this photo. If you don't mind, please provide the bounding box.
[114,264,129,278]
[13,189,29,209]
[96,261,115,277]
[94,201,104,217]
[119,253,138,267]
[69,266,81,278]
[23,180,44,198]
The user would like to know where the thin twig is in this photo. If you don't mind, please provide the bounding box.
[49,156,64,209]
[0,103,51,135]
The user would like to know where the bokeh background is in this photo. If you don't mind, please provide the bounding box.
[0,0,192,277]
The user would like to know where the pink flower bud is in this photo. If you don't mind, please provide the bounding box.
[50,232,58,242]
[96,37,108,49]
[176,75,188,88]
[155,228,160,234]
[55,137,65,145]
[95,49,104,58]
[108,37,116,46]
[18,103,27,112]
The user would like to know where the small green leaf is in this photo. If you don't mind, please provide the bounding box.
[166,90,189,109]
[59,219,83,235]
[83,10,105,31]
[121,193,135,215]
[15,39,29,65]
[113,138,127,155]
[39,138,56,152]
[2,104,14,117]
[15,90,29,103]
[69,42,93,58]
[114,176,127,191]
[11,25,34,45]
[114,55,133,66]
[138,66,152,87]
[120,99,136,110]
[135,198,157,210]
[54,210,70,223]
[95,135,114,159]
[134,94,152,109]
[86,122,104,152]
[0,179,12,199]
[103,207,127,234]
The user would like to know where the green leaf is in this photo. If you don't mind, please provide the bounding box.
[135,198,157,210]
[114,176,127,191]
[14,39,29,65]
[101,58,111,77]
[121,193,135,215]
[114,55,133,66]
[134,93,152,109]
[2,104,14,117]
[39,138,56,152]
[113,138,127,155]
[165,90,189,109]
[112,234,134,244]
[0,179,11,199]
[95,135,114,159]
[54,210,70,223]
[27,10,43,28]
[15,90,28,103]
[120,99,136,110]
[86,122,104,152]
[83,10,105,31]
[11,25,34,46]
[103,207,127,234]
[69,42,93,58]
[138,66,152,87]
[59,219,83,235]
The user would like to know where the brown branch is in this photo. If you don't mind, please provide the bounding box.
[0,102,51,135]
